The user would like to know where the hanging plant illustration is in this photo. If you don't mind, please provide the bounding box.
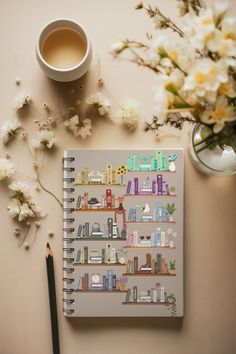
[166,293,177,317]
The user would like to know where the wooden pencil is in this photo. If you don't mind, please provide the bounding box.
[46,243,60,354]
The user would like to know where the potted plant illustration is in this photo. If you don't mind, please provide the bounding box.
[169,186,176,196]
[116,165,127,185]
[169,260,176,275]
[167,203,176,222]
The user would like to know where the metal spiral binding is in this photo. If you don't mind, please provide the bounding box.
[63,197,75,202]
[63,288,74,294]
[63,298,75,304]
[63,157,75,162]
[63,277,75,284]
[63,187,75,193]
[63,155,76,316]
[63,177,75,183]
[63,308,75,315]
[63,167,75,172]
[63,247,75,253]
[63,237,75,243]
[63,227,75,233]
[63,257,74,264]
[63,218,75,223]
[63,267,74,274]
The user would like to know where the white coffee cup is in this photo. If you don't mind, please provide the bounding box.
[36,19,93,82]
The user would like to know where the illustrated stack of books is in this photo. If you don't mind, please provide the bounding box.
[124,283,166,303]
[125,253,175,275]
[126,175,174,196]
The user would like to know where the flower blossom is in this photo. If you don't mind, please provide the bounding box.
[64,114,92,139]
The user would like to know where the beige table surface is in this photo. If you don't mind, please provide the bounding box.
[0,0,236,353]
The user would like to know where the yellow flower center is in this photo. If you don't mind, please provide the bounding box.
[212,109,225,121]
[219,83,230,95]
[168,51,178,62]
[224,32,236,41]
[195,72,206,84]
[209,67,218,78]
[201,18,213,26]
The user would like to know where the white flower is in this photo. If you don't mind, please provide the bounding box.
[219,77,236,98]
[183,8,216,51]
[117,100,139,131]
[213,1,229,20]
[64,114,92,139]
[183,58,228,103]
[148,35,192,72]
[0,119,21,144]
[7,199,34,221]
[14,91,32,111]
[201,96,236,133]
[0,158,15,180]
[110,41,126,56]
[208,16,236,60]
[28,201,42,217]
[9,180,31,200]
[153,70,185,123]
[31,130,56,149]
[86,92,111,116]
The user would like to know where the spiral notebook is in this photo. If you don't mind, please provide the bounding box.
[63,149,184,317]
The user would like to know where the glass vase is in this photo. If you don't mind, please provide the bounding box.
[188,124,236,176]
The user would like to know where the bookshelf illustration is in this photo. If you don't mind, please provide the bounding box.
[63,149,183,317]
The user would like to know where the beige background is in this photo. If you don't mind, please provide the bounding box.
[0,0,236,353]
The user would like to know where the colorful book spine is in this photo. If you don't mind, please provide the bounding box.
[162,257,166,273]
[134,256,139,273]
[77,224,83,238]
[75,249,81,263]
[102,248,106,263]
[106,189,112,209]
[84,246,88,263]
[126,180,132,194]
[84,222,89,237]
[133,286,138,302]
[84,273,89,289]
[107,218,113,238]
[112,275,116,289]
[157,253,162,273]
[103,275,107,290]
[134,177,139,195]
[126,259,131,273]
[152,180,156,194]
[76,195,82,208]
[157,174,163,195]
[126,288,131,302]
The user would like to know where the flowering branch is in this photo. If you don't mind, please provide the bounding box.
[136,2,185,37]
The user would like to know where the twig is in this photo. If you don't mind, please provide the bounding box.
[36,172,63,208]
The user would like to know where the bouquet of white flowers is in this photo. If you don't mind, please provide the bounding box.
[111,0,236,156]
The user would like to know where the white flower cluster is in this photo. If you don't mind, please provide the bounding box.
[14,91,32,111]
[149,1,236,133]
[117,100,139,131]
[7,181,42,222]
[32,130,56,150]
[64,114,92,139]
[0,119,21,144]
[0,158,15,180]
[86,92,111,116]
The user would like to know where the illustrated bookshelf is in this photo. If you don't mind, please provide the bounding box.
[63,149,184,317]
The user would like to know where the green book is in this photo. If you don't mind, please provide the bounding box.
[84,246,88,264]
[157,253,162,273]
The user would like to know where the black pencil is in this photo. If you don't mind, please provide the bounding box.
[46,242,60,354]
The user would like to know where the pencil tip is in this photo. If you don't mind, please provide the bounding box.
[47,242,50,248]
